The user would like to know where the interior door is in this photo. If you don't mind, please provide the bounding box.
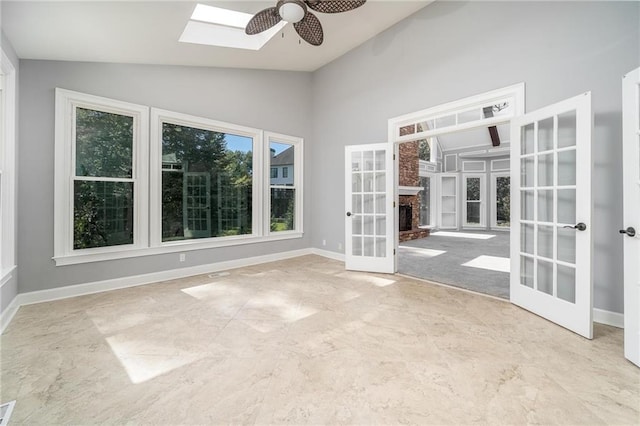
[510,92,593,339]
[345,144,394,273]
[622,67,640,367]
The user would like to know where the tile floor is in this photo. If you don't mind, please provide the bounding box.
[399,230,511,299]
[1,255,638,424]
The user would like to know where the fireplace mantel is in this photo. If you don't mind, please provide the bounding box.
[398,186,423,196]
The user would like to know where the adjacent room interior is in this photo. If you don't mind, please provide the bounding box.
[1,1,639,424]
[396,104,512,299]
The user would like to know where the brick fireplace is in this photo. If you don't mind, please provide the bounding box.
[398,141,430,242]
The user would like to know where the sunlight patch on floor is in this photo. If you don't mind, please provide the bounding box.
[430,231,495,239]
[106,336,205,384]
[399,246,446,258]
[462,255,510,273]
[335,272,396,287]
[181,282,248,300]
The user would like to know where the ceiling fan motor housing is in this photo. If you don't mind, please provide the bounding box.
[277,0,307,23]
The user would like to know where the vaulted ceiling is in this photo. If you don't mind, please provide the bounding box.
[1,1,432,72]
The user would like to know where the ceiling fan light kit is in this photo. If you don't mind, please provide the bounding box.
[279,0,307,24]
[245,0,367,46]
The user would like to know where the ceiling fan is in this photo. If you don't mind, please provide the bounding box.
[245,0,367,46]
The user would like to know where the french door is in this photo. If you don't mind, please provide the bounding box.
[622,67,640,367]
[510,92,593,339]
[344,144,394,273]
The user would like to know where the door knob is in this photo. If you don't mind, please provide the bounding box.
[346,212,352,217]
[619,227,636,237]
[563,222,587,231]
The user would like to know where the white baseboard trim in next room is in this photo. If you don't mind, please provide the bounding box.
[593,308,624,329]
[1,248,316,334]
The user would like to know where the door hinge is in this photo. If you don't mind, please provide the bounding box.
[394,249,396,255]
[393,201,396,208]
[393,154,396,161]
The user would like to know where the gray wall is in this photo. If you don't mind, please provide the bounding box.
[310,1,640,313]
[0,30,19,314]
[18,60,312,293]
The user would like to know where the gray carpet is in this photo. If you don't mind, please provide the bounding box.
[398,230,510,299]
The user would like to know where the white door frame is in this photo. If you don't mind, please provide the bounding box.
[622,67,640,367]
[388,84,525,271]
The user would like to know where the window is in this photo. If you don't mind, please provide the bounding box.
[267,132,302,233]
[55,89,149,261]
[156,116,256,242]
[0,50,17,283]
[463,174,486,227]
[418,175,433,227]
[56,93,303,265]
[492,173,511,229]
[271,167,278,179]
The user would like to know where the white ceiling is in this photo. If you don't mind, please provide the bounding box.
[1,1,432,72]
[436,124,510,153]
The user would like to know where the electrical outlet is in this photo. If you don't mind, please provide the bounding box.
[322,239,326,246]
[179,253,186,262]
[338,243,342,251]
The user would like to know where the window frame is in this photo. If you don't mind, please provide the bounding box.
[462,173,486,228]
[54,93,303,266]
[149,108,265,247]
[265,131,304,235]
[0,49,17,285]
[491,171,511,230]
[54,89,150,263]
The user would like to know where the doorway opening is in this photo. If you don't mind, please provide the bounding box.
[388,84,524,299]
[397,126,511,298]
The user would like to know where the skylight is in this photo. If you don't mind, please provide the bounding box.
[190,4,252,29]
[179,4,285,51]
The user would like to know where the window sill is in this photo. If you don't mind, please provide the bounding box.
[0,265,16,287]
[53,232,304,266]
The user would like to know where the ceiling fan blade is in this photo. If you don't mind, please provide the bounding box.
[294,11,324,46]
[245,7,281,35]
[305,0,366,14]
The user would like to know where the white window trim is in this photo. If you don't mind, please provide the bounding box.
[491,172,510,230]
[388,83,525,144]
[53,95,303,266]
[54,89,150,262]
[491,158,510,171]
[0,49,17,283]
[462,160,486,172]
[462,173,486,228]
[265,131,304,236]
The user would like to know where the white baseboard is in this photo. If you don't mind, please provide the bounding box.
[593,308,624,329]
[310,248,345,262]
[0,295,20,334]
[1,247,624,334]
[1,248,313,333]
